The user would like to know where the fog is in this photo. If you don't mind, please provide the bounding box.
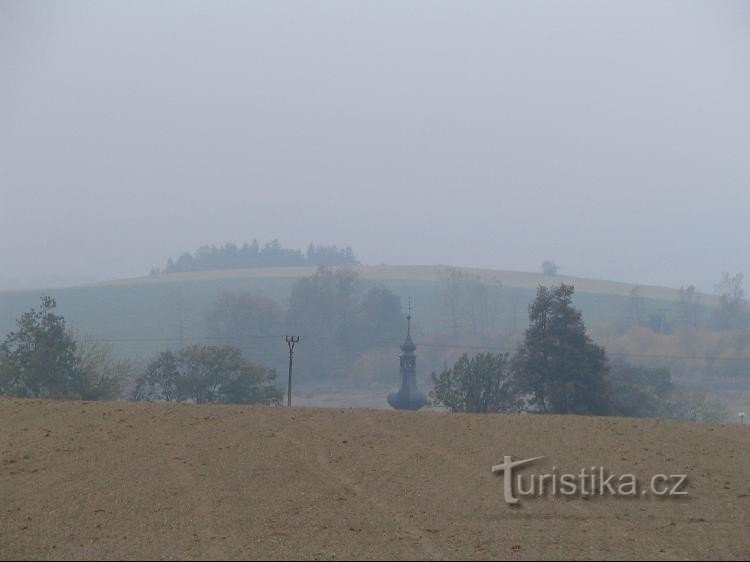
[2,0,749,291]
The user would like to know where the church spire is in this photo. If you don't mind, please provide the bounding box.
[400,297,416,354]
[388,296,425,410]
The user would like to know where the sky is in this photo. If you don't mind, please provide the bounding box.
[1,0,749,292]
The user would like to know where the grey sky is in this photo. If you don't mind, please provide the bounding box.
[1,0,749,291]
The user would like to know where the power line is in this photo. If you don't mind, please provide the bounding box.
[80,335,284,343]
[75,333,750,362]
[607,351,750,362]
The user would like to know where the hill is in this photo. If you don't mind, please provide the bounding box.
[1,398,748,560]
[87,264,696,301]
[0,265,703,360]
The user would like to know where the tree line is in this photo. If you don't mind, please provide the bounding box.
[621,272,747,334]
[0,279,727,422]
[0,297,280,405]
[430,284,727,421]
[0,297,127,401]
[0,266,401,406]
[151,239,359,274]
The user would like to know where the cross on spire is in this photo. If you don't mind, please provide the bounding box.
[407,297,412,336]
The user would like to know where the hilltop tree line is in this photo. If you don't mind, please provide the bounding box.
[151,239,359,274]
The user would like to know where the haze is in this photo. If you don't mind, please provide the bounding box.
[2,0,749,291]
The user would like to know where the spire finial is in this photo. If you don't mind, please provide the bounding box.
[407,297,412,336]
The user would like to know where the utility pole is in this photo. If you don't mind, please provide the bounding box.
[285,336,300,407]
[179,315,185,350]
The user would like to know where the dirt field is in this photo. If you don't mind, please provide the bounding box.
[1,399,748,560]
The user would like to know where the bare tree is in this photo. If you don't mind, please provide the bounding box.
[713,272,746,330]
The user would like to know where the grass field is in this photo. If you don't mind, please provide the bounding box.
[1,398,748,560]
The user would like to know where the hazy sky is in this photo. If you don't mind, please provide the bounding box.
[2,0,749,291]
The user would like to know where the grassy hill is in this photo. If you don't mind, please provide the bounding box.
[0,265,700,361]
[84,265,690,300]
[1,398,748,560]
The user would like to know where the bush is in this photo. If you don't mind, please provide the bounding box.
[430,352,519,413]
[133,345,281,405]
[603,359,728,422]
[603,360,673,418]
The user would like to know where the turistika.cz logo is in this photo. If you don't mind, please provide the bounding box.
[491,456,688,504]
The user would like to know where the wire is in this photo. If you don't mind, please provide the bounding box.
[75,333,750,362]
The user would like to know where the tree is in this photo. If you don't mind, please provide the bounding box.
[133,345,281,405]
[356,285,403,344]
[287,267,359,337]
[438,267,464,336]
[676,284,701,329]
[205,290,284,367]
[627,286,644,327]
[430,352,519,413]
[541,260,559,277]
[713,272,746,330]
[511,284,609,415]
[285,267,403,381]
[207,290,283,340]
[76,340,128,400]
[285,266,359,380]
[0,297,86,398]
[604,360,673,418]
[132,350,180,401]
[437,267,502,336]
[603,359,727,421]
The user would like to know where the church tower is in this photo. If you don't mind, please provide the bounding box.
[387,302,426,410]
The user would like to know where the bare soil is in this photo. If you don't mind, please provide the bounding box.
[1,398,748,560]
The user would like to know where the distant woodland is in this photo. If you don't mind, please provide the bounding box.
[151,239,359,274]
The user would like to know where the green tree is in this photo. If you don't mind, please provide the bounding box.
[604,360,673,418]
[430,352,519,413]
[511,284,609,415]
[133,345,281,405]
[0,297,85,398]
[603,359,727,421]
[132,350,180,401]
